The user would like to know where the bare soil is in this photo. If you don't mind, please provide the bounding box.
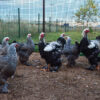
[0,53,100,100]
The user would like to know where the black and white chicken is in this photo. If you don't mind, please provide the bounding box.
[38,32,66,72]
[0,43,18,93]
[79,28,100,70]
[62,36,80,67]
[17,33,35,66]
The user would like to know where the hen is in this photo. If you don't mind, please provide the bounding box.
[0,43,18,93]
[63,36,80,67]
[17,34,35,66]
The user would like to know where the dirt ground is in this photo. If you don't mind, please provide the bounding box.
[0,53,100,100]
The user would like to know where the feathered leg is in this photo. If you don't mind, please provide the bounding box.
[67,56,76,67]
[50,58,62,72]
[47,64,50,71]
[19,52,32,66]
[96,66,100,70]
[88,56,98,71]
[0,76,8,93]
[87,50,100,71]
[41,64,50,72]
[96,57,100,70]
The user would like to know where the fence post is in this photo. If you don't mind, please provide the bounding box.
[49,17,51,32]
[43,0,45,32]
[38,13,40,33]
[56,19,58,32]
[64,22,67,32]
[61,20,63,32]
[18,8,20,38]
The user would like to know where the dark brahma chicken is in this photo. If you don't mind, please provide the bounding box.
[88,36,100,50]
[79,28,100,70]
[38,32,47,59]
[0,43,18,93]
[57,33,67,49]
[17,33,35,66]
[0,37,10,55]
[38,32,66,72]
[62,36,80,67]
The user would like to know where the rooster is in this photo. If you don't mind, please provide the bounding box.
[79,28,100,70]
[38,32,66,72]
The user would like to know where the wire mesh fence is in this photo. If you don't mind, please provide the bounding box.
[0,0,100,41]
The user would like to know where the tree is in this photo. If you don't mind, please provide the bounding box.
[75,0,99,27]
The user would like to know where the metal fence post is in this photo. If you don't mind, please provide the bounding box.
[43,0,45,32]
[49,17,51,32]
[61,20,63,32]
[56,19,58,32]
[18,8,20,38]
[65,22,67,32]
[38,13,40,33]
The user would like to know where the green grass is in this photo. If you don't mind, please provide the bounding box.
[30,31,100,44]
[15,31,100,44]
[0,20,99,53]
[0,20,99,44]
[0,30,99,52]
[13,31,100,52]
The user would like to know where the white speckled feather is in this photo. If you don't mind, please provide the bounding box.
[88,40,100,49]
[44,42,60,52]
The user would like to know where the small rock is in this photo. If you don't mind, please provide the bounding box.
[82,78,85,80]
[93,82,98,85]
[86,85,89,88]
[36,66,40,68]
[77,76,81,79]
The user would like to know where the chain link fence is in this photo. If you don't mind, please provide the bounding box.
[0,0,100,41]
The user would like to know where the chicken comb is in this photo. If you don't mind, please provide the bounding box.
[40,32,45,38]
[27,33,31,37]
[85,29,90,33]
[3,37,10,41]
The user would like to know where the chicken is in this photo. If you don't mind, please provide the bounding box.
[17,33,35,66]
[38,32,66,72]
[62,36,80,67]
[0,43,18,93]
[79,28,100,70]
[88,36,100,50]
[38,32,48,59]
[0,37,10,55]
[57,33,67,49]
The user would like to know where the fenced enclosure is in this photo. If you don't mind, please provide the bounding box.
[0,1,100,99]
[0,0,100,42]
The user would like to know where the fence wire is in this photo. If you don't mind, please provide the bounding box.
[0,0,100,41]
